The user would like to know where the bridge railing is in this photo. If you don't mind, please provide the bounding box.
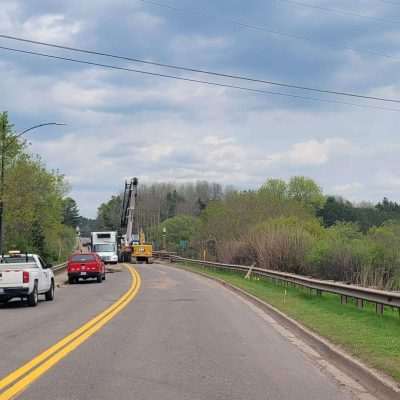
[153,252,400,314]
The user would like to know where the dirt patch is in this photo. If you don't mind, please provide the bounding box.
[106,266,123,273]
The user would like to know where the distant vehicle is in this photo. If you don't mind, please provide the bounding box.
[0,251,55,307]
[67,253,105,284]
[132,243,153,264]
[91,231,118,264]
[132,229,153,264]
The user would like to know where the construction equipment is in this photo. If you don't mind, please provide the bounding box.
[132,228,153,264]
[118,177,153,263]
[118,177,138,262]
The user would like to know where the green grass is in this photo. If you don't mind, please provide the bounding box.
[178,262,400,383]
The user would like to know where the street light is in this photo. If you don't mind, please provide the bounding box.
[0,119,66,253]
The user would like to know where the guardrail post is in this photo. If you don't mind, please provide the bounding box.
[341,295,348,304]
[357,298,364,309]
[376,303,384,315]
[244,263,255,280]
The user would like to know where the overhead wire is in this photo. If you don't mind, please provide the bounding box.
[138,0,400,61]
[0,34,399,104]
[0,45,399,112]
[275,0,400,24]
[377,0,400,5]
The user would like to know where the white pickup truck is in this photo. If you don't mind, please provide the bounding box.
[0,253,55,307]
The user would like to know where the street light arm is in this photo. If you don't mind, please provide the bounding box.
[4,122,66,151]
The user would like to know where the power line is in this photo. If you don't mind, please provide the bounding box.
[377,0,400,5]
[276,0,400,24]
[1,34,399,104]
[0,45,399,112]
[138,0,399,61]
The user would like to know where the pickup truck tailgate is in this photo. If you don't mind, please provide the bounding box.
[0,269,24,287]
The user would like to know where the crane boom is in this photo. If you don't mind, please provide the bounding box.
[125,178,138,244]
[118,177,138,262]
[120,177,138,245]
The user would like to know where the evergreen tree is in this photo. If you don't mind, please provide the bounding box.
[62,197,80,228]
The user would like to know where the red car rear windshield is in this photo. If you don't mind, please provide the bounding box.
[70,254,96,262]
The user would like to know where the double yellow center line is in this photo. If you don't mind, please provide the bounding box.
[0,265,141,400]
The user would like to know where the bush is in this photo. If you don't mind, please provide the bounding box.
[218,239,256,265]
[307,223,370,283]
[249,217,317,274]
[364,222,400,289]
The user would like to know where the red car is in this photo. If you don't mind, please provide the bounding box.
[67,253,106,284]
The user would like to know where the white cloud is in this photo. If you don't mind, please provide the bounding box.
[171,34,231,52]
[127,10,164,30]
[0,1,20,33]
[332,182,364,196]
[20,14,82,44]
[0,4,82,45]
[374,171,400,188]
[51,81,109,109]
[368,84,400,102]
[202,136,235,146]
[140,143,175,162]
[267,138,352,166]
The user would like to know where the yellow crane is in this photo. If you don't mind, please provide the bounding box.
[119,178,153,264]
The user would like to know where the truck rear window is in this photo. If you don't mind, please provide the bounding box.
[70,254,96,262]
[96,233,111,239]
[1,256,35,263]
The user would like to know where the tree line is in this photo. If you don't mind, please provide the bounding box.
[93,176,400,290]
[197,178,400,290]
[1,112,78,261]
[85,181,224,236]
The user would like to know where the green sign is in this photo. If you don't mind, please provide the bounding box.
[179,240,188,250]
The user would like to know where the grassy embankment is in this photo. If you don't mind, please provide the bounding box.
[177,262,400,382]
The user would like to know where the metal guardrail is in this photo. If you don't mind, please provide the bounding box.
[154,252,400,314]
[51,241,81,274]
[51,262,67,274]
[153,251,176,261]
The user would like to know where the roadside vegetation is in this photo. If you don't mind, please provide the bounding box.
[96,176,400,290]
[178,262,400,382]
[1,112,77,261]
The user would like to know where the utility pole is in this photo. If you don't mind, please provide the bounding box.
[0,113,65,254]
[0,116,6,254]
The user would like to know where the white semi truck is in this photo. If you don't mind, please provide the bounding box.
[91,231,118,264]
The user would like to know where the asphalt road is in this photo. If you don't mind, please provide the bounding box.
[0,263,365,399]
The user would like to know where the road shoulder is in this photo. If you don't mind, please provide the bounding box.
[162,261,400,400]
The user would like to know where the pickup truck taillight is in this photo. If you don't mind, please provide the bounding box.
[23,271,30,283]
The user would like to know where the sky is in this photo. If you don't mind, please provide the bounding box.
[1,0,400,217]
